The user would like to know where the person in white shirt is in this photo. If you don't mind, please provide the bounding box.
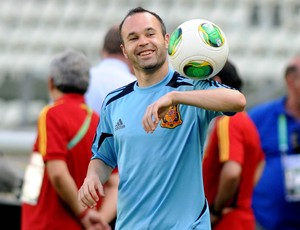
[85,25,136,114]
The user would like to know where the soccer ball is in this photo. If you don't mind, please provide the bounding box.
[168,19,229,80]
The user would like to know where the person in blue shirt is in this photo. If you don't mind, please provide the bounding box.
[78,7,246,230]
[249,56,300,230]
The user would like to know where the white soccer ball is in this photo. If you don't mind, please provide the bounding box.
[168,19,229,80]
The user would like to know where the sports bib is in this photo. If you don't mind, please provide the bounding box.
[278,114,300,202]
[282,154,300,201]
[20,152,44,205]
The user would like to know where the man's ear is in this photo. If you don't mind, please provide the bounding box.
[48,76,55,90]
[164,33,170,49]
[120,44,128,59]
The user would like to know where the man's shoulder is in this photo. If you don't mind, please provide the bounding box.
[103,81,135,108]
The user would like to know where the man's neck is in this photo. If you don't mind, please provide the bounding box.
[135,63,169,88]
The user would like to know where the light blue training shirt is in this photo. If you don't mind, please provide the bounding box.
[92,68,231,230]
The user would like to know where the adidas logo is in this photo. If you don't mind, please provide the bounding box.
[115,119,125,131]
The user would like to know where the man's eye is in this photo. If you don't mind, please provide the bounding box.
[129,37,137,41]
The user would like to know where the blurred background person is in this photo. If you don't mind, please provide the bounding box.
[20,49,112,230]
[249,56,300,230]
[85,25,136,115]
[203,60,265,230]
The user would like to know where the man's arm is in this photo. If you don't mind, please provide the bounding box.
[254,159,265,186]
[142,88,246,133]
[212,161,241,211]
[210,160,241,225]
[98,172,119,223]
[47,160,111,229]
[47,160,86,218]
[78,159,113,209]
[170,88,246,112]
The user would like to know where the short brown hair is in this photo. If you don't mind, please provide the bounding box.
[102,25,123,54]
[119,7,167,44]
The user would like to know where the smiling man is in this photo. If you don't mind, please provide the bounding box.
[78,7,246,230]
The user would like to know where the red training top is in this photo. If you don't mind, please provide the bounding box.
[203,112,264,230]
[21,94,101,230]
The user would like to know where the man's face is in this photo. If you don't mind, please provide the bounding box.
[292,70,300,100]
[286,58,300,103]
[120,12,169,74]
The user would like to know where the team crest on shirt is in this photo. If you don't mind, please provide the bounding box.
[161,104,182,129]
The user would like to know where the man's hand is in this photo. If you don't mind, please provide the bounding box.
[78,175,105,209]
[80,209,111,230]
[210,207,234,227]
[142,92,174,133]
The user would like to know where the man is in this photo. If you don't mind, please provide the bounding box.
[85,25,136,114]
[249,56,300,230]
[202,60,265,229]
[21,50,111,230]
[78,7,246,230]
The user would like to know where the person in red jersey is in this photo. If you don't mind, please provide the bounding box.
[21,49,114,230]
[203,60,265,230]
